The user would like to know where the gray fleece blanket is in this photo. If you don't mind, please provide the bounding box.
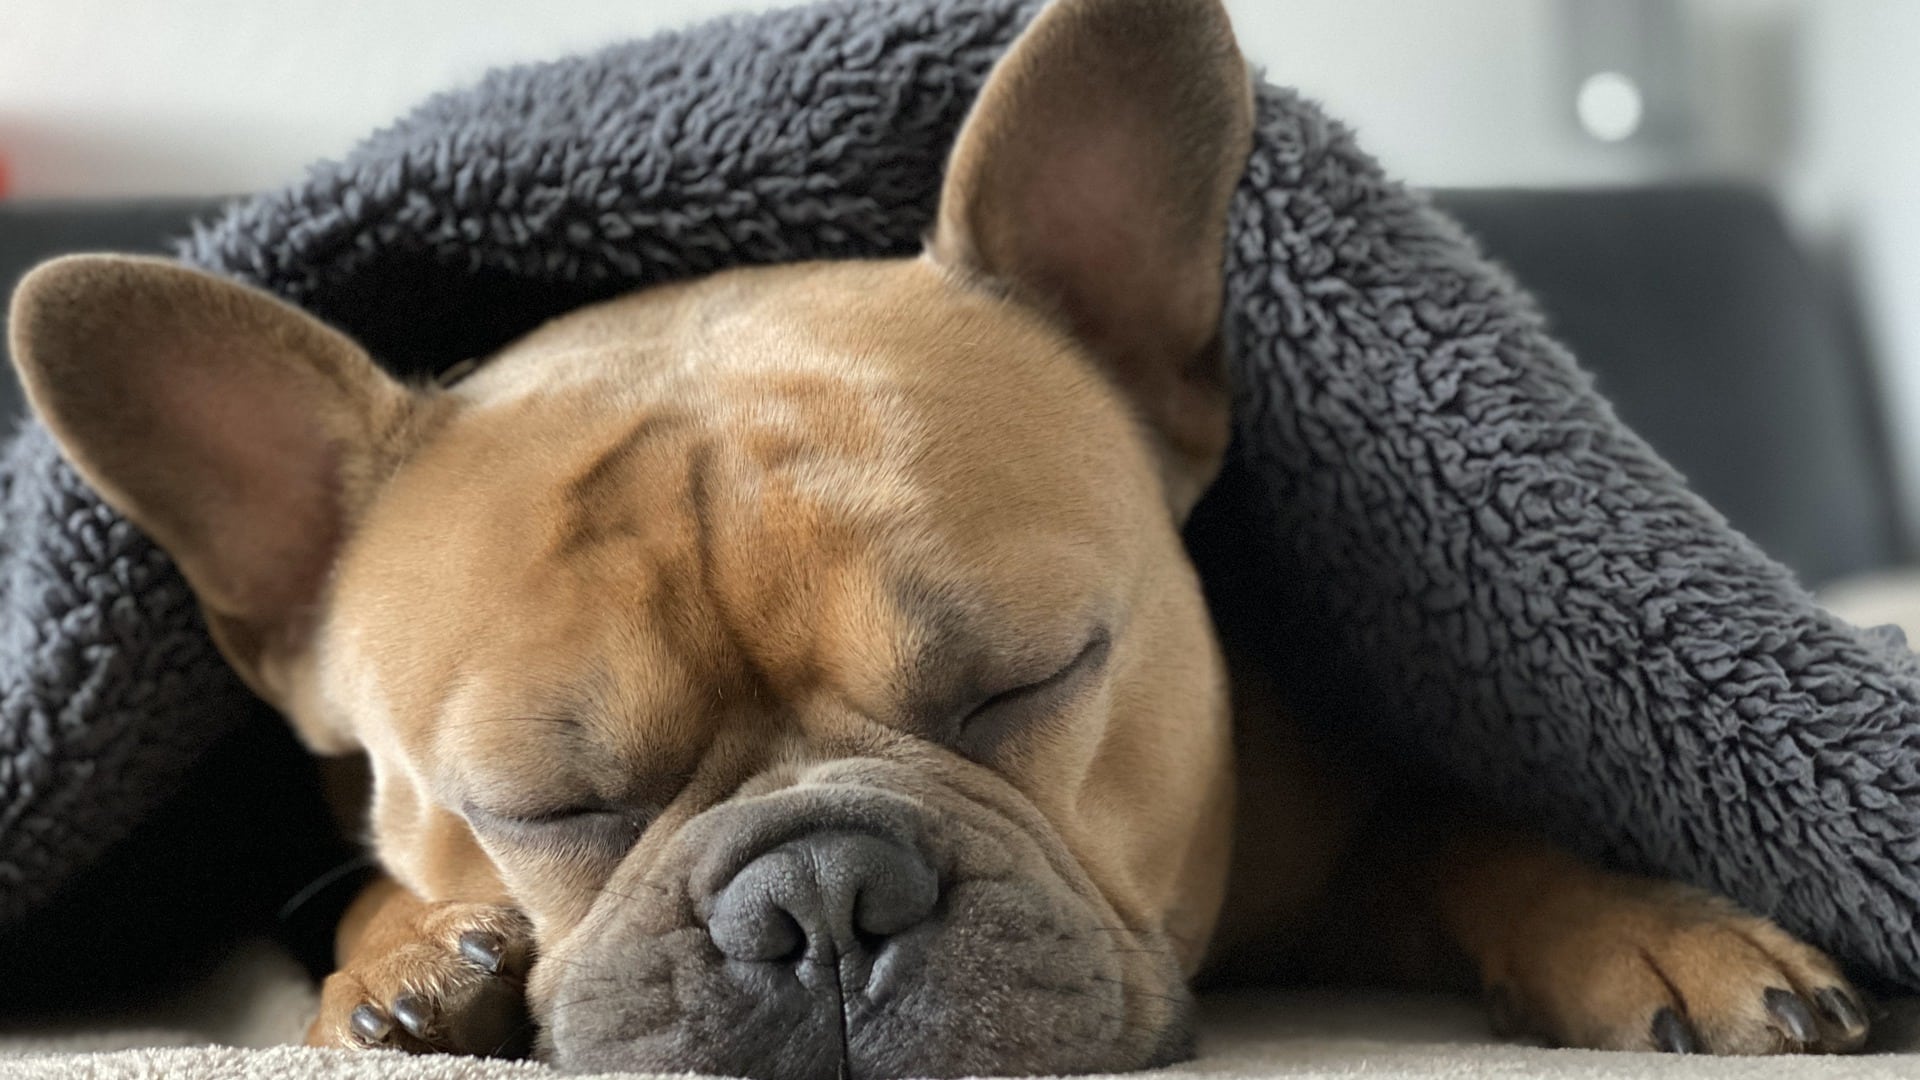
[3,0,1919,998]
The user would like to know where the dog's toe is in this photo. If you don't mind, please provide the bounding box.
[349,1003,396,1044]
[1815,986,1871,1044]
[379,977,529,1055]
[309,902,535,1057]
[1648,1006,1697,1053]
[1485,883,1869,1055]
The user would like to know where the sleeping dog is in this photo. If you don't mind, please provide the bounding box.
[6,0,1870,1073]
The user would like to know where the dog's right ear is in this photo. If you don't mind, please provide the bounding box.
[929,0,1253,518]
[9,255,417,741]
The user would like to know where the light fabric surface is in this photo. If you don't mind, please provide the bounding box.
[3,945,1919,1080]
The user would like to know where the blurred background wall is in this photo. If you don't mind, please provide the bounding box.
[0,0,1819,194]
[2,0,1918,537]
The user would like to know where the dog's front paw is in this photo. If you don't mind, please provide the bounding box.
[1487,882,1869,1054]
[308,902,535,1057]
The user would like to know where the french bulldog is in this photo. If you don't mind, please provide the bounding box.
[6,0,1871,1073]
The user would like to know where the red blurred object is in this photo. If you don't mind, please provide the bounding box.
[0,153,11,199]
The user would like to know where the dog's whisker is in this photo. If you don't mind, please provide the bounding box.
[1087,975,1191,1007]
[487,1016,540,1058]
[593,881,672,906]
[443,715,583,731]
[529,951,596,974]
[544,989,631,1014]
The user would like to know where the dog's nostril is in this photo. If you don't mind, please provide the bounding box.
[851,856,939,938]
[706,831,938,965]
[708,853,811,962]
[764,910,807,964]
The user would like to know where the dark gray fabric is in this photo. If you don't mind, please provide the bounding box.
[1192,116,1920,985]
[3,0,1919,992]
[0,418,260,921]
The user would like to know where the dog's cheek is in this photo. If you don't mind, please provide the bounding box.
[360,770,516,908]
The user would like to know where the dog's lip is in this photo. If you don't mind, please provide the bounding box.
[525,775,1196,1078]
[533,889,1191,1080]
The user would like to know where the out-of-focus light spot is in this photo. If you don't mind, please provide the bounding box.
[1577,71,1644,142]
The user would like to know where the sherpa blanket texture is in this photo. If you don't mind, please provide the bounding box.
[3,0,1919,996]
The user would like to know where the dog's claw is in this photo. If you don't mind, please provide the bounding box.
[1817,987,1868,1036]
[312,903,535,1057]
[1763,988,1816,1046]
[1651,1007,1698,1053]
[350,1003,394,1044]
[391,993,433,1039]
[459,931,505,974]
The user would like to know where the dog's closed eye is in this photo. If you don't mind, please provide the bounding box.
[463,799,648,862]
[957,630,1111,757]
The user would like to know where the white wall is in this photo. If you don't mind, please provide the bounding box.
[1791,2,1920,541]
[0,0,1796,198]
[0,0,772,198]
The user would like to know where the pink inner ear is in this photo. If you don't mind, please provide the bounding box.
[1014,121,1213,376]
[1019,125,1158,328]
[977,108,1232,489]
[152,351,344,623]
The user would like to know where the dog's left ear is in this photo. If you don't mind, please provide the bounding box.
[930,0,1254,517]
[8,255,417,746]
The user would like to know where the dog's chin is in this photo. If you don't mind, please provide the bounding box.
[527,764,1196,1079]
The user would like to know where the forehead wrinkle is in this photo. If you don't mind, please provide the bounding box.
[433,646,715,809]
[432,665,590,754]
[563,409,688,507]
[474,282,972,739]
[642,354,936,704]
[547,409,691,560]
[681,435,769,699]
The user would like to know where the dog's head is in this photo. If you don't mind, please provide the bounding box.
[8,0,1252,1074]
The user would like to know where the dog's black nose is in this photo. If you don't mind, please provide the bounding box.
[706,832,938,963]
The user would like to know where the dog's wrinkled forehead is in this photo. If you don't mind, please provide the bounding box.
[326,258,1155,756]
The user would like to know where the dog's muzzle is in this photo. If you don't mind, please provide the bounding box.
[540,764,1193,1079]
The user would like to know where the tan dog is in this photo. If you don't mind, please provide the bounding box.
[7,0,1872,1073]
